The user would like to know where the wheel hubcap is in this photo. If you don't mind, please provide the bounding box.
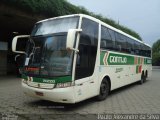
[101,83,107,95]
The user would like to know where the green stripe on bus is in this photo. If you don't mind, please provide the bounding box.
[107,53,135,65]
[100,51,152,65]
[100,51,134,65]
[100,51,106,65]
[144,58,152,64]
[21,75,72,84]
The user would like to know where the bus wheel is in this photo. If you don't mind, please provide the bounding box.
[144,71,148,82]
[139,73,145,84]
[96,79,109,101]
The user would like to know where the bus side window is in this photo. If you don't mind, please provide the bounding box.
[134,41,140,55]
[142,44,146,56]
[130,38,135,54]
[108,29,116,50]
[115,32,123,52]
[126,37,131,54]
[146,46,151,57]
[101,40,107,48]
[126,38,135,54]
[101,26,114,50]
[140,43,144,56]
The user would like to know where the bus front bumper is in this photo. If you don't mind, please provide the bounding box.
[22,82,75,103]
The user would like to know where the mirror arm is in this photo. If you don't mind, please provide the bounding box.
[75,29,82,32]
[67,48,79,53]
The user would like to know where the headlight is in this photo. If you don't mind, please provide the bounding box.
[22,79,27,84]
[56,82,74,88]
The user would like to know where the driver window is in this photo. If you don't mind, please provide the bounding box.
[75,18,98,80]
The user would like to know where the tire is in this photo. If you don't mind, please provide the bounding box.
[96,79,109,101]
[139,73,145,84]
[144,71,148,82]
[144,74,147,82]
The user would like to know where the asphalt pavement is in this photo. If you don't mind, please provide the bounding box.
[0,69,160,120]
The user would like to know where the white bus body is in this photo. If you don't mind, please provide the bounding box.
[12,14,152,103]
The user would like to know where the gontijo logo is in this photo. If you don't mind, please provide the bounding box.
[101,51,134,65]
[101,51,151,66]
[110,56,127,64]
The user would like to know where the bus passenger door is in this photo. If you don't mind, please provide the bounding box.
[74,44,98,102]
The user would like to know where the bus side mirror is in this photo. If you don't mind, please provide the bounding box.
[12,35,30,54]
[66,29,82,52]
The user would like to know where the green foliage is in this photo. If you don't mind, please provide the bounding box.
[1,0,142,40]
[152,39,160,66]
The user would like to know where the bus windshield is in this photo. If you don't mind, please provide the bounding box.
[24,34,73,77]
[22,16,79,77]
[31,16,79,36]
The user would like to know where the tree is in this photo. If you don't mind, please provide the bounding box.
[1,0,142,40]
[152,39,160,66]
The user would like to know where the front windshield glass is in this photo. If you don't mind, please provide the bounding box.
[22,16,79,78]
[31,16,79,36]
[24,34,73,77]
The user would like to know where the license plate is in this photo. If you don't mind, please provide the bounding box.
[35,91,44,96]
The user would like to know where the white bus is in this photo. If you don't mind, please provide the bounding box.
[12,14,152,103]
